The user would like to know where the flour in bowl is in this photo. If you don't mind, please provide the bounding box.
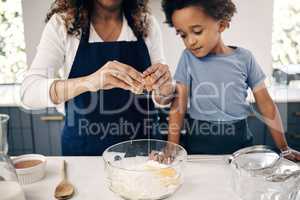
[107,160,182,200]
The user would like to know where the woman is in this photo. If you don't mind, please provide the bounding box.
[21,0,174,156]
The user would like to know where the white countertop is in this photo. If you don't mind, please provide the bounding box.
[1,81,300,107]
[22,156,239,200]
[16,155,300,200]
[247,81,300,103]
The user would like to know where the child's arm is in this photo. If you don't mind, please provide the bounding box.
[253,83,300,161]
[168,83,189,144]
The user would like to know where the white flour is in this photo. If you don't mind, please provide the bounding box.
[108,160,182,200]
[0,181,26,200]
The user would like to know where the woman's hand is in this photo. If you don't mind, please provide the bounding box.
[143,63,174,98]
[87,60,144,93]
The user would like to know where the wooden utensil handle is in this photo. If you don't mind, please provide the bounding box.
[41,115,64,121]
[62,160,67,181]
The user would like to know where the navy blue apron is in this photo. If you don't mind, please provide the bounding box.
[61,18,163,156]
[182,76,254,155]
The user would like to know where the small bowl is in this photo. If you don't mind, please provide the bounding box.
[12,154,46,185]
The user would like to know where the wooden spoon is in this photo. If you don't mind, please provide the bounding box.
[54,160,75,200]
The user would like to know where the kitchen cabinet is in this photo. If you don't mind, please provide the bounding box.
[0,107,64,156]
[1,102,300,156]
[266,103,300,151]
[0,107,34,155]
[31,108,64,156]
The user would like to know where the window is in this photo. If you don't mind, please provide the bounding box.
[272,0,300,68]
[0,0,26,84]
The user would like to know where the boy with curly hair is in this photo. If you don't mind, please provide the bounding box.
[162,0,300,159]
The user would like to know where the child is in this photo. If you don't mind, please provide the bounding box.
[162,0,300,159]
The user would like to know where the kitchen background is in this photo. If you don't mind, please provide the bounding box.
[0,0,299,156]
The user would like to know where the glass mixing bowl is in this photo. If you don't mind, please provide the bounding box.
[103,139,187,200]
[230,146,300,200]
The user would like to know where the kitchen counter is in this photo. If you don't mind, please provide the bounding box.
[23,156,300,200]
[0,84,22,107]
[247,82,300,103]
[22,156,239,200]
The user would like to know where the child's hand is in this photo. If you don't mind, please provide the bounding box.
[148,143,177,165]
[149,150,175,165]
[282,147,300,162]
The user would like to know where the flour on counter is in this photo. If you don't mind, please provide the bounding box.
[0,181,26,200]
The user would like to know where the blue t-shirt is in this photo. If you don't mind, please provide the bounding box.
[174,47,266,121]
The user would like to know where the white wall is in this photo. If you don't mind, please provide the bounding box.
[223,0,274,77]
[22,0,51,68]
[22,0,274,76]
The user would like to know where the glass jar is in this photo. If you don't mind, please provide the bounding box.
[0,114,26,200]
[0,114,9,154]
[230,145,300,200]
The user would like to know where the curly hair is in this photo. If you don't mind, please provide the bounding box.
[46,0,150,38]
[162,0,237,27]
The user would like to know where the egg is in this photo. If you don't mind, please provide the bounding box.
[158,168,177,177]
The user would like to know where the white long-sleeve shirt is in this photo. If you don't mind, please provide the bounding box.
[21,13,166,114]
